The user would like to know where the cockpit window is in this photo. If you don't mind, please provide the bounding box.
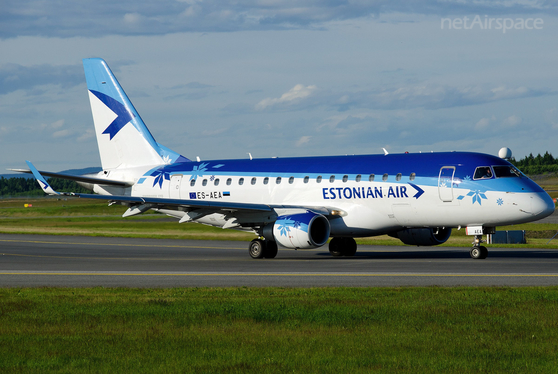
[473,166,493,180]
[493,165,522,178]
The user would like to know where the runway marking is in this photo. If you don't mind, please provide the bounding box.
[0,238,243,250]
[1,271,558,277]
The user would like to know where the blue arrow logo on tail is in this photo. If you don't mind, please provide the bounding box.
[90,90,135,140]
[408,183,425,199]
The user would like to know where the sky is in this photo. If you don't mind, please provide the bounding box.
[1,1,558,172]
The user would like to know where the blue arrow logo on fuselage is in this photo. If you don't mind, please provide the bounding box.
[408,183,425,199]
[90,90,135,140]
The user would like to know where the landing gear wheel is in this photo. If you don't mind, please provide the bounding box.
[264,241,278,259]
[249,239,266,259]
[479,246,488,259]
[329,237,358,257]
[329,237,344,257]
[343,238,357,257]
[470,245,488,259]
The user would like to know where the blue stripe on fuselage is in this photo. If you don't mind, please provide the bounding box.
[145,152,543,194]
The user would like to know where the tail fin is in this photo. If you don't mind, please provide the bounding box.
[83,58,189,170]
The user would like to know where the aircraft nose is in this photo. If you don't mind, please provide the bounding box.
[532,192,555,220]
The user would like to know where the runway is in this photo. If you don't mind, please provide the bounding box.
[1,233,558,287]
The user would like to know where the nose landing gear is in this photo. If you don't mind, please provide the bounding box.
[470,235,488,259]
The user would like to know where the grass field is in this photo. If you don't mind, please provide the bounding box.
[1,193,558,373]
[1,287,558,373]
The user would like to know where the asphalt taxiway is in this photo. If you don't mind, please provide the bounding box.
[1,233,558,287]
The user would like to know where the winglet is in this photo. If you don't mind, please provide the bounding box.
[25,161,60,195]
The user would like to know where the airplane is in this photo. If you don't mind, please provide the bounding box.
[15,58,555,260]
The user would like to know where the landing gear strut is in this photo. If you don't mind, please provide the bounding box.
[329,237,357,257]
[470,235,488,259]
[248,239,278,259]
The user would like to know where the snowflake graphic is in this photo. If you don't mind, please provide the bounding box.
[162,155,172,165]
[457,189,488,205]
[189,162,209,180]
[463,175,472,181]
[277,218,295,236]
[439,180,448,188]
[467,190,488,205]
[210,175,215,182]
[150,168,171,188]
[497,198,504,206]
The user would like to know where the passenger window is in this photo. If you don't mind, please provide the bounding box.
[289,177,294,184]
[276,177,282,184]
[214,178,220,186]
[190,179,196,187]
[251,177,256,185]
[396,173,402,181]
[474,167,493,180]
[356,174,361,182]
[329,175,335,183]
[317,176,322,183]
[202,179,208,186]
[303,176,309,183]
[382,174,388,181]
[369,174,375,182]
[239,178,244,185]
[342,175,348,182]
[410,173,416,181]
[226,178,232,186]
[263,177,269,185]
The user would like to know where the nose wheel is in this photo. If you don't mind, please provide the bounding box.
[470,235,488,259]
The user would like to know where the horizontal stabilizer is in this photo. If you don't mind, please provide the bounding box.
[8,168,132,187]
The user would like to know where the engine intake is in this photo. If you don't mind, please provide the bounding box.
[269,212,330,249]
[393,227,452,246]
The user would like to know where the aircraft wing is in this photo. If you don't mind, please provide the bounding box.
[8,168,132,187]
[25,161,338,219]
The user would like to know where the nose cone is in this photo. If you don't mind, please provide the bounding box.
[532,192,555,221]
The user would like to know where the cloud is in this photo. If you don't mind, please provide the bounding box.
[315,84,557,112]
[256,84,317,110]
[502,115,522,127]
[165,81,223,100]
[2,1,553,39]
[475,117,491,130]
[52,129,71,138]
[0,63,83,95]
[296,135,311,146]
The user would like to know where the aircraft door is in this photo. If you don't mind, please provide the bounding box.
[170,174,182,199]
[438,167,455,202]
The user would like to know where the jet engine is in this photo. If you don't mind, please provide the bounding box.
[393,227,452,246]
[267,211,330,249]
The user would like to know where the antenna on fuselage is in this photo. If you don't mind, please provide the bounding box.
[382,148,389,155]
[248,153,253,160]
[196,156,201,162]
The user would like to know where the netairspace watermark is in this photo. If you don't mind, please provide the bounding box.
[441,15,543,33]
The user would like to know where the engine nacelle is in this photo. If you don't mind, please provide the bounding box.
[270,212,330,249]
[394,227,452,246]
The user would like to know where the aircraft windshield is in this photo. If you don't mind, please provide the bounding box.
[493,165,522,178]
[473,166,493,180]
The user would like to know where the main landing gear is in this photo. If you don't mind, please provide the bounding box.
[470,235,488,259]
[248,239,278,259]
[328,237,357,257]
